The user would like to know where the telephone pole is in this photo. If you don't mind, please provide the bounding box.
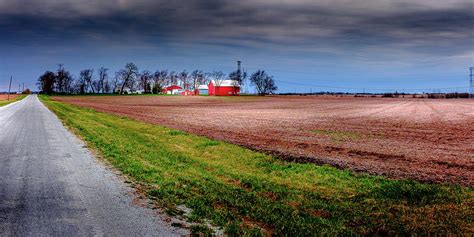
[7,76,12,101]
[470,67,473,99]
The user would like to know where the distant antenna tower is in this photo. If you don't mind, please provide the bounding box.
[470,67,474,98]
[237,60,248,93]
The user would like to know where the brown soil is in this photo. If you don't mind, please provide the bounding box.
[52,95,474,186]
[0,94,19,101]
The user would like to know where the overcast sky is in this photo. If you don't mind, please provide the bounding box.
[0,0,473,93]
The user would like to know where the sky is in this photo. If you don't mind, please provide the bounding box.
[0,0,473,93]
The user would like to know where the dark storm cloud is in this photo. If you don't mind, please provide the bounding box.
[0,0,472,56]
[331,7,474,55]
[1,0,473,93]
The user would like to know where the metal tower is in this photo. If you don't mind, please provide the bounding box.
[470,67,474,98]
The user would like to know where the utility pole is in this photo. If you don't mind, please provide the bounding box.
[22,82,24,91]
[7,76,12,101]
[470,67,474,99]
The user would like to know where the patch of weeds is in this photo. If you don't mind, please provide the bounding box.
[226,221,263,237]
[312,129,363,142]
[363,180,464,205]
[224,221,244,236]
[196,140,220,148]
[169,130,187,136]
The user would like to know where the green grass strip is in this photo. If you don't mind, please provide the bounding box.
[40,95,473,236]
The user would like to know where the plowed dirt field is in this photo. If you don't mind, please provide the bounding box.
[0,94,18,101]
[52,95,474,186]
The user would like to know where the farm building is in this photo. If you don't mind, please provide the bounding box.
[162,85,182,95]
[195,85,209,95]
[208,80,240,96]
[114,88,132,94]
[180,90,194,96]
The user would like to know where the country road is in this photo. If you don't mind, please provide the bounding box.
[0,95,187,236]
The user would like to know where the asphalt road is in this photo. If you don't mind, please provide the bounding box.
[0,95,187,236]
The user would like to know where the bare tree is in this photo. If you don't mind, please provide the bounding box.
[250,70,277,96]
[202,72,211,85]
[210,71,226,95]
[79,69,94,93]
[168,71,178,86]
[112,72,121,93]
[104,80,111,94]
[153,70,168,94]
[55,64,64,93]
[92,80,101,94]
[78,70,91,94]
[56,64,73,94]
[191,70,204,90]
[212,70,226,87]
[179,70,190,90]
[118,63,138,95]
[37,71,56,95]
[98,67,108,93]
[138,70,152,93]
[229,68,247,88]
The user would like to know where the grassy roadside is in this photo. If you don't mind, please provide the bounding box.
[0,94,27,107]
[40,95,473,235]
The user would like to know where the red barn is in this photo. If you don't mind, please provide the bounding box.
[208,80,240,96]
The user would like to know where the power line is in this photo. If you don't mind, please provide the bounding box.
[274,79,469,92]
[230,64,462,83]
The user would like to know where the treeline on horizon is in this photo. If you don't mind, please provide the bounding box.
[37,62,277,96]
[279,92,471,99]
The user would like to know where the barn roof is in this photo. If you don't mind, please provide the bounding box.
[210,80,240,87]
[164,85,182,90]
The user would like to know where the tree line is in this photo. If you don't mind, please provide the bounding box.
[37,62,277,95]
